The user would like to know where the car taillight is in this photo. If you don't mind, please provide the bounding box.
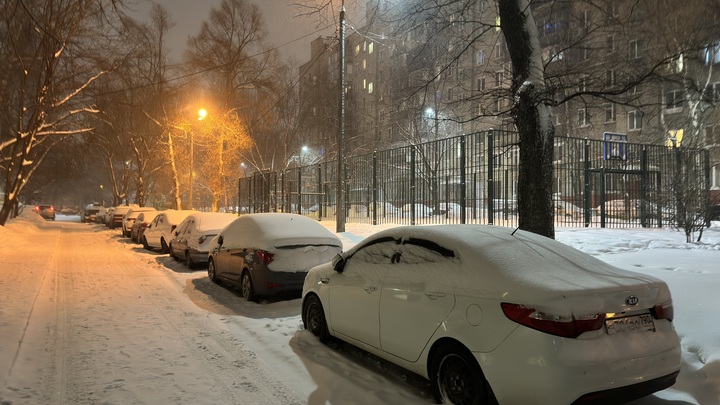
[257,250,274,265]
[49,206,55,212]
[651,302,674,322]
[501,302,605,338]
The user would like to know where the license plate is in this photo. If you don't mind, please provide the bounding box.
[605,314,655,335]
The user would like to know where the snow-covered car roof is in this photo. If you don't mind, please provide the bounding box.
[344,225,669,313]
[112,205,139,215]
[125,207,157,219]
[136,211,159,222]
[160,210,198,224]
[220,213,342,250]
[184,212,237,232]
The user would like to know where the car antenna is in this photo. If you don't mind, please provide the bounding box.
[511,226,520,235]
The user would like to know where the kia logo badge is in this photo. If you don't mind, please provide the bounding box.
[626,295,639,306]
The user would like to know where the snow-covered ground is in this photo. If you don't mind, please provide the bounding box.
[1,209,719,404]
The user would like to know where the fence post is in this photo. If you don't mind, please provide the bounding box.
[238,178,242,215]
[600,168,606,228]
[372,152,378,225]
[584,138,591,227]
[640,147,648,227]
[487,129,494,225]
[318,164,323,220]
[280,170,286,213]
[410,148,416,225]
[657,172,663,227]
[460,136,466,224]
[297,167,302,214]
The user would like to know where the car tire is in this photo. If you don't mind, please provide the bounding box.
[208,259,220,284]
[142,236,151,251]
[240,271,257,302]
[160,238,169,254]
[303,294,330,343]
[431,343,497,405]
[168,244,177,260]
[185,251,195,269]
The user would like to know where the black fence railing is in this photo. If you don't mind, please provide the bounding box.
[238,130,711,228]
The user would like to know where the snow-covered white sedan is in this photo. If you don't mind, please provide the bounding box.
[301,225,681,405]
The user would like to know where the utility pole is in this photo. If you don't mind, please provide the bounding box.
[336,1,346,233]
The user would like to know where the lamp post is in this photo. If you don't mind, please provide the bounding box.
[337,0,346,232]
[190,108,207,210]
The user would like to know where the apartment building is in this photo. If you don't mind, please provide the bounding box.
[298,0,720,189]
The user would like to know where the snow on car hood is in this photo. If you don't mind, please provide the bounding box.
[336,225,671,316]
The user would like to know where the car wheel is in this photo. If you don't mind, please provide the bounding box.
[168,244,177,260]
[240,271,257,302]
[160,238,169,254]
[303,294,330,343]
[142,236,151,251]
[207,259,219,284]
[185,251,195,269]
[431,343,496,405]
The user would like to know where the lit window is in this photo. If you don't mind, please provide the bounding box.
[703,42,720,64]
[369,42,374,54]
[368,82,373,94]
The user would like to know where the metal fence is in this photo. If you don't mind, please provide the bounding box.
[238,130,712,228]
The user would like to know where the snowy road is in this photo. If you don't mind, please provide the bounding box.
[2,213,717,405]
[0,220,303,405]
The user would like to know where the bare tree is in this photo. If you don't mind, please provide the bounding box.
[182,0,283,210]
[0,0,123,225]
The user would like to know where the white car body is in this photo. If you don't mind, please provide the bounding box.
[302,225,681,405]
[142,210,197,252]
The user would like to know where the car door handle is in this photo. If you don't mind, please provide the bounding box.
[320,278,330,284]
[364,286,378,293]
[425,292,447,299]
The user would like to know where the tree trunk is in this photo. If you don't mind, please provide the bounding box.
[499,0,555,239]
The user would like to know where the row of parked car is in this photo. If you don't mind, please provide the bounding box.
[93,205,343,303]
[86,204,682,405]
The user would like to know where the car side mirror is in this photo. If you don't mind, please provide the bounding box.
[217,235,224,246]
[332,254,346,273]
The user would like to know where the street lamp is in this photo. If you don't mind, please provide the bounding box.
[189,108,207,210]
[337,0,347,233]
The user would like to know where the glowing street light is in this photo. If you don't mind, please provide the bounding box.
[189,108,207,209]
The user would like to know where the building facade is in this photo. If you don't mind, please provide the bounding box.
[298,0,720,191]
